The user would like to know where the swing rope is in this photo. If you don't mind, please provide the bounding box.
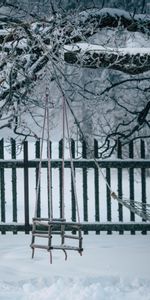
[93,156,150,221]
[31,90,83,263]
[64,96,80,223]
[61,95,150,223]
[61,95,65,219]
[34,92,48,218]
[34,91,81,224]
[46,89,53,220]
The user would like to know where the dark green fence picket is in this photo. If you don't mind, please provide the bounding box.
[35,140,41,218]
[106,167,112,234]
[59,139,63,219]
[47,141,52,219]
[117,140,123,234]
[94,140,100,234]
[82,140,88,234]
[0,139,5,234]
[23,141,29,234]
[141,140,147,235]
[0,138,150,234]
[129,141,135,235]
[11,139,17,234]
[71,139,76,223]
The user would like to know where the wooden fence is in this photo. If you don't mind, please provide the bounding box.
[0,138,150,234]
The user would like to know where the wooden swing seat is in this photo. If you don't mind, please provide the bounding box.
[30,217,83,263]
[31,94,83,263]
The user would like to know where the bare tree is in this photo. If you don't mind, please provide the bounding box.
[0,1,150,157]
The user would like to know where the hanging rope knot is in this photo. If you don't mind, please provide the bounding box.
[45,87,49,98]
[111,192,118,200]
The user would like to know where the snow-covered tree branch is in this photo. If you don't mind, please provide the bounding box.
[64,44,150,75]
[1,1,150,157]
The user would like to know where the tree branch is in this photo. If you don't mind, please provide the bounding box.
[65,8,150,44]
[64,45,150,74]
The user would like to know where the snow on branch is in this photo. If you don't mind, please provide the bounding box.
[64,44,150,75]
[1,5,150,141]
[68,8,150,43]
[78,8,150,32]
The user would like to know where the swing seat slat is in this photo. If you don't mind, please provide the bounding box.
[31,243,83,252]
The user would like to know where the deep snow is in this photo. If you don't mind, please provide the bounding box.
[0,233,150,300]
[1,142,150,299]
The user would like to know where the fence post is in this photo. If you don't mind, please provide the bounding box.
[71,139,76,223]
[23,141,29,234]
[141,140,147,235]
[129,141,135,235]
[11,139,17,234]
[0,139,5,234]
[59,139,63,219]
[35,140,41,218]
[94,139,100,234]
[106,167,112,234]
[82,140,88,234]
[47,140,52,219]
[117,140,123,234]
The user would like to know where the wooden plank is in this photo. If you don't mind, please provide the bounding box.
[71,139,76,223]
[94,140,100,234]
[106,168,112,234]
[35,140,41,218]
[117,140,123,234]
[47,141,52,219]
[23,141,30,234]
[1,159,150,169]
[11,139,17,234]
[1,222,150,232]
[129,141,135,235]
[59,139,63,219]
[82,140,88,234]
[141,140,147,235]
[0,139,5,234]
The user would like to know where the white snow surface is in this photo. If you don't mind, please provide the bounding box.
[0,233,150,300]
[0,145,150,299]
[1,6,150,298]
[65,43,150,55]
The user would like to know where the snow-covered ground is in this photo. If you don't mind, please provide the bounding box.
[1,143,150,300]
[0,233,150,300]
[0,143,150,299]
[1,5,150,299]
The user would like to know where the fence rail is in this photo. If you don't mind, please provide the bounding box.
[0,138,150,234]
